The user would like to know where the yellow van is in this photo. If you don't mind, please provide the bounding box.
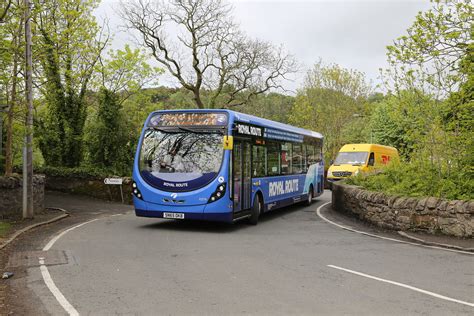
[327,144,399,183]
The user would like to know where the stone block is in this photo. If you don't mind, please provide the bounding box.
[412,214,435,229]
[467,201,474,214]
[436,200,448,213]
[437,217,456,226]
[405,198,419,209]
[416,198,427,211]
[440,224,465,238]
[392,197,406,209]
[446,201,457,214]
[426,197,439,209]
[397,215,411,225]
[454,201,467,214]
[387,196,399,207]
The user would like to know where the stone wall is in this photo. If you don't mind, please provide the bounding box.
[0,175,45,219]
[332,182,474,238]
[45,176,133,204]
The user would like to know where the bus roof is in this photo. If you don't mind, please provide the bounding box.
[150,109,323,139]
[339,143,398,153]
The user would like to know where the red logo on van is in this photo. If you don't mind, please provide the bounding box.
[381,155,390,164]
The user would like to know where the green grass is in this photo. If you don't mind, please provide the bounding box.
[0,222,11,238]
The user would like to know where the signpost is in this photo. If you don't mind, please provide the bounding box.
[104,178,124,203]
[23,0,34,219]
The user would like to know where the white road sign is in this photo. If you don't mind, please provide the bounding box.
[104,178,123,185]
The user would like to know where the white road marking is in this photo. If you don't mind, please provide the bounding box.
[316,201,473,255]
[43,219,98,251]
[40,218,100,315]
[39,259,79,315]
[328,264,474,308]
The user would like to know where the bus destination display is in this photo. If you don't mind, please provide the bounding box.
[149,112,228,127]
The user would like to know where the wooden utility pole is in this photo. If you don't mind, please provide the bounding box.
[24,0,33,218]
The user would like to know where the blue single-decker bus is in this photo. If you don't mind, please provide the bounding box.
[132,109,324,224]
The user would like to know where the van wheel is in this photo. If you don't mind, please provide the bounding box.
[305,185,313,206]
[249,194,262,225]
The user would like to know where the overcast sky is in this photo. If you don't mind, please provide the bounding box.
[95,0,432,93]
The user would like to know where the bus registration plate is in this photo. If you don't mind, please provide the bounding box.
[163,212,185,219]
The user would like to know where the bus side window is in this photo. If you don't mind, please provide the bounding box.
[306,145,316,166]
[267,142,280,176]
[368,152,375,166]
[281,143,291,175]
[292,143,304,174]
[252,145,266,177]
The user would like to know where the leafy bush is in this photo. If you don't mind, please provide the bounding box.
[347,161,473,201]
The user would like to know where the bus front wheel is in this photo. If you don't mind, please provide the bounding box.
[249,194,262,225]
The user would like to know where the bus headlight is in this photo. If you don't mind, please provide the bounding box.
[209,183,226,203]
[354,169,360,176]
[132,181,143,200]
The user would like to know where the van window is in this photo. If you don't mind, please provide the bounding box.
[368,152,375,166]
[334,152,368,165]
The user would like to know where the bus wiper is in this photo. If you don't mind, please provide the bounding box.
[178,126,208,134]
[151,126,180,133]
[152,126,168,133]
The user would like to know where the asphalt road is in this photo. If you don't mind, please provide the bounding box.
[26,192,474,315]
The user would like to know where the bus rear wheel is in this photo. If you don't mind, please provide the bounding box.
[249,194,262,225]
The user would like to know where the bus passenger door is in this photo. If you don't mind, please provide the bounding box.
[233,140,251,213]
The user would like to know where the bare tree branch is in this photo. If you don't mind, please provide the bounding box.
[120,0,298,109]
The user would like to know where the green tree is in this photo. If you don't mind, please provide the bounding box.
[368,92,426,159]
[443,40,474,178]
[385,0,472,96]
[354,0,474,200]
[382,0,473,177]
[234,92,295,123]
[85,46,160,173]
[0,0,24,175]
[35,0,108,167]
[85,89,131,173]
[289,61,372,162]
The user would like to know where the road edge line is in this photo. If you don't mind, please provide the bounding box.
[0,208,69,250]
[39,258,79,316]
[327,264,474,308]
[315,202,473,255]
[40,217,101,315]
[43,218,99,251]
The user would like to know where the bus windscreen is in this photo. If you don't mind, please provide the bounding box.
[139,129,224,191]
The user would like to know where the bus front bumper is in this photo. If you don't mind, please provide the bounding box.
[135,209,232,222]
[134,197,233,223]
